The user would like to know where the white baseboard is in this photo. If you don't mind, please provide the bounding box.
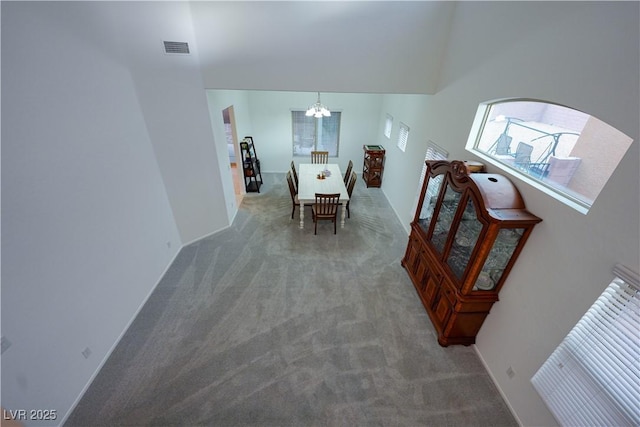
[58,248,182,427]
[473,344,523,427]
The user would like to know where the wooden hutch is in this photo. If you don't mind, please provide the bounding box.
[402,160,541,346]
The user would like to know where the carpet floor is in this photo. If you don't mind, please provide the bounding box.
[65,173,518,427]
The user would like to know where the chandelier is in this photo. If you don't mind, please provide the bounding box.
[305,92,331,118]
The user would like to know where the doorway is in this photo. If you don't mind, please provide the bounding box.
[222,106,244,207]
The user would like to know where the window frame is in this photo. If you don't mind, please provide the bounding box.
[291,110,342,158]
[465,98,633,215]
[384,114,393,139]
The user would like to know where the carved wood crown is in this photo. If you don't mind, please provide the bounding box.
[426,160,471,184]
[450,160,469,180]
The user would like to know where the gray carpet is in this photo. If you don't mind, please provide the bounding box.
[65,173,518,427]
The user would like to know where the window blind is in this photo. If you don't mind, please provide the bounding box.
[292,111,341,157]
[397,122,410,152]
[531,264,640,426]
[410,141,448,220]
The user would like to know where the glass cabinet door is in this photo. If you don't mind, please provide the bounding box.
[431,183,461,255]
[447,196,483,280]
[417,174,443,235]
[473,228,525,291]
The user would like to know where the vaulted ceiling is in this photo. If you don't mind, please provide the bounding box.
[189,1,457,94]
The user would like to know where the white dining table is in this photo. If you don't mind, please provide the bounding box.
[297,163,350,229]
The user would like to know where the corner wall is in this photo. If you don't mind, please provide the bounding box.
[1,2,231,425]
[1,3,182,425]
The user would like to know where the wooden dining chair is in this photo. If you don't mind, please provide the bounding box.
[290,160,299,190]
[286,171,301,219]
[345,171,357,218]
[312,193,340,235]
[339,171,357,218]
[343,160,353,186]
[311,151,329,164]
[287,171,312,219]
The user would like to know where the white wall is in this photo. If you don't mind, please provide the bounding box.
[1,2,182,425]
[108,2,228,245]
[206,90,383,177]
[191,1,454,94]
[2,2,234,425]
[376,2,639,426]
[206,90,254,224]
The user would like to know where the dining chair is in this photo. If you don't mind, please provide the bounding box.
[345,171,357,218]
[286,171,305,219]
[343,160,353,186]
[311,193,340,235]
[311,151,329,164]
[290,160,299,190]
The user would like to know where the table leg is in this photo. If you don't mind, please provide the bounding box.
[299,201,305,229]
[341,205,346,228]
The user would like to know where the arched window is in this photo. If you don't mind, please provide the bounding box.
[465,99,633,213]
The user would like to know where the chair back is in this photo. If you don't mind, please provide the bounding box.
[347,171,357,197]
[343,160,353,185]
[514,142,534,167]
[290,160,299,189]
[311,151,329,164]
[286,171,297,201]
[314,193,340,217]
[494,134,513,155]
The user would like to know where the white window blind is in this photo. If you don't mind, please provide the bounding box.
[384,114,393,139]
[411,141,449,220]
[292,110,341,157]
[531,264,640,427]
[397,122,410,152]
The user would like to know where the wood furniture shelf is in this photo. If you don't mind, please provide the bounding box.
[362,145,385,188]
[240,136,262,192]
[402,160,541,346]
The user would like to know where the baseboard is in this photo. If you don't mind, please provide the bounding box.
[473,344,523,427]
[182,223,233,248]
[58,247,183,427]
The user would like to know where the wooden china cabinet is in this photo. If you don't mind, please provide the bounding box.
[402,160,542,346]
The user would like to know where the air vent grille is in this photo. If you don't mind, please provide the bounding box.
[163,41,190,55]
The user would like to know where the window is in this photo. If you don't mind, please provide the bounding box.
[411,141,449,220]
[397,122,410,152]
[384,114,393,139]
[292,110,341,157]
[465,99,633,214]
[531,264,639,426]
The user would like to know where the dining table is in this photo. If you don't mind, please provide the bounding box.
[297,163,350,229]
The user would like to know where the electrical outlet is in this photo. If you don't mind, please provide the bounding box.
[81,347,92,359]
[506,366,515,379]
[1,336,12,354]
[166,241,171,249]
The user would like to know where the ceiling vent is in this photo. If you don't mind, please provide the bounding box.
[163,41,190,55]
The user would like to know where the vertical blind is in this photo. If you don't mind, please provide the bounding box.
[531,264,640,426]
